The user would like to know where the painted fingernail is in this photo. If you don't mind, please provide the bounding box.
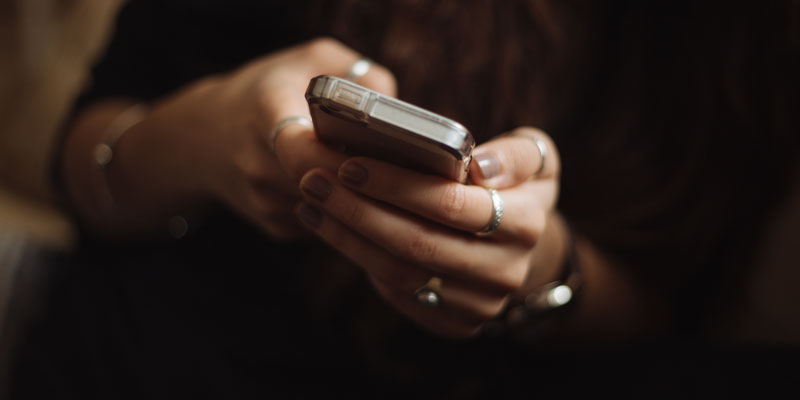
[300,174,332,202]
[474,151,500,180]
[295,203,322,229]
[339,162,368,186]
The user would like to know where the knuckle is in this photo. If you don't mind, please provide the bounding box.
[513,126,546,138]
[233,153,251,175]
[289,157,319,182]
[509,141,532,175]
[241,161,268,184]
[438,184,468,221]
[254,76,281,109]
[344,201,366,226]
[492,263,528,293]
[518,229,541,248]
[254,84,272,111]
[305,37,343,58]
[283,157,305,180]
[366,65,398,94]
[506,127,558,178]
[519,207,547,247]
[282,139,320,180]
[403,226,439,263]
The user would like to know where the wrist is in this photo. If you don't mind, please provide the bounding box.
[484,211,583,342]
[62,95,215,237]
[521,211,570,293]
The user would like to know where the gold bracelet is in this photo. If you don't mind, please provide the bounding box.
[92,104,148,218]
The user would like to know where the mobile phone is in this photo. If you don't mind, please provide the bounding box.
[305,75,474,182]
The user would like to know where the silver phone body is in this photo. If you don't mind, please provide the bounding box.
[305,75,474,182]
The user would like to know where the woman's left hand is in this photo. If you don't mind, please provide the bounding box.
[295,127,561,338]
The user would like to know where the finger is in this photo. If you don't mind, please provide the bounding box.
[262,38,396,124]
[239,149,298,195]
[272,123,349,180]
[293,202,504,336]
[241,184,303,227]
[230,187,308,240]
[256,38,397,179]
[294,202,431,291]
[293,37,397,96]
[298,169,530,292]
[469,127,560,189]
[367,276,484,339]
[338,157,554,244]
[374,273,511,325]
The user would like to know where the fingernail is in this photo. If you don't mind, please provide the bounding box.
[474,152,500,180]
[295,203,322,229]
[339,162,368,186]
[300,174,332,202]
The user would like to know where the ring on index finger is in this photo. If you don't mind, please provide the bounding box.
[269,116,312,152]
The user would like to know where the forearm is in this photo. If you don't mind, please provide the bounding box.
[520,212,667,343]
[60,79,219,237]
[564,232,668,341]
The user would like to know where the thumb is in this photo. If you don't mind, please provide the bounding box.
[469,127,559,189]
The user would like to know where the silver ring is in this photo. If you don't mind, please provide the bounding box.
[513,134,548,177]
[478,188,504,234]
[531,135,548,177]
[345,58,371,82]
[414,277,442,308]
[269,116,312,151]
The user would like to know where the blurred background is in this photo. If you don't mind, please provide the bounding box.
[0,0,123,395]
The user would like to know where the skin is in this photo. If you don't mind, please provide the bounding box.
[295,130,564,337]
[62,38,662,341]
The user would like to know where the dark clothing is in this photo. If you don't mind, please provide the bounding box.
[11,0,800,398]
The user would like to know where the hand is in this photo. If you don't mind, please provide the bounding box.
[114,38,395,238]
[295,127,562,337]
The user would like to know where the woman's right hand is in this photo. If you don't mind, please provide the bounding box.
[176,38,396,239]
[66,38,396,239]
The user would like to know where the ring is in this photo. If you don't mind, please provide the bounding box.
[269,116,312,151]
[515,134,548,177]
[478,188,504,234]
[414,277,443,308]
[345,58,372,82]
[531,135,548,177]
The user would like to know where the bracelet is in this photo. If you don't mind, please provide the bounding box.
[92,104,148,218]
[484,222,583,342]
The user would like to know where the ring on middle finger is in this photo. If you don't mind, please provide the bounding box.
[414,276,443,308]
[477,188,504,234]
